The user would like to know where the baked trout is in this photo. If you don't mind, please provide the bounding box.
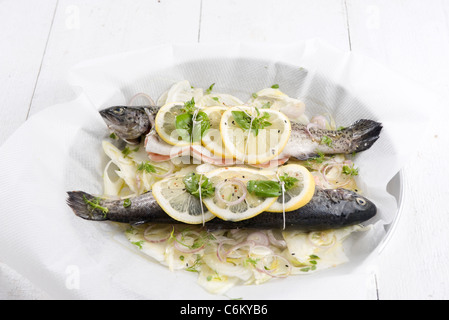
[99,106,382,160]
[67,188,376,231]
[100,106,159,145]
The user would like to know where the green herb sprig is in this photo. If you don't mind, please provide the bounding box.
[123,198,132,208]
[205,83,215,94]
[181,97,196,114]
[279,173,299,191]
[122,146,139,158]
[182,172,215,199]
[83,195,109,217]
[137,161,156,174]
[231,107,272,136]
[246,174,299,198]
[176,98,210,142]
[132,241,144,250]
[320,135,333,148]
[247,180,282,198]
[342,164,359,176]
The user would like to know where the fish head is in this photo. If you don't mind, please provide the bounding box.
[327,188,377,221]
[100,106,151,143]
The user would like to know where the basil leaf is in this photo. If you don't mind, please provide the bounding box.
[247,174,298,198]
[175,111,210,142]
[247,180,282,198]
[193,111,211,141]
[231,111,251,130]
[175,113,194,141]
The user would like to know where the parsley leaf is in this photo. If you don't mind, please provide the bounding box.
[121,146,139,158]
[137,161,156,174]
[279,173,299,191]
[231,108,272,136]
[205,83,215,94]
[123,198,132,208]
[132,241,144,249]
[342,164,359,176]
[182,172,215,199]
[83,195,109,217]
[181,97,196,114]
[320,135,333,147]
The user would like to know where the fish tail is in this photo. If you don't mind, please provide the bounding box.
[67,191,108,221]
[349,119,382,153]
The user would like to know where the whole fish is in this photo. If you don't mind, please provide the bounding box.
[100,106,382,160]
[100,106,159,145]
[67,188,376,231]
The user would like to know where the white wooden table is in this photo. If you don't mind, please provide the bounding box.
[1,0,448,300]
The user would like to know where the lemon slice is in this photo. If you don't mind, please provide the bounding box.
[220,106,291,164]
[152,175,215,224]
[267,164,316,213]
[202,167,277,222]
[202,106,234,160]
[155,101,204,147]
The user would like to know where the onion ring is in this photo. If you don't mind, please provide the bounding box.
[257,254,292,278]
[174,231,206,253]
[143,225,172,243]
[214,179,247,207]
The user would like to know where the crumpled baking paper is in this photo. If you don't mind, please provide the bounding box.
[0,40,434,299]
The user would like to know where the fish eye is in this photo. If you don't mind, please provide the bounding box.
[113,107,125,115]
[356,197,366,206]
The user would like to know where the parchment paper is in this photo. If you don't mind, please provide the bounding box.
[0,40,434,299]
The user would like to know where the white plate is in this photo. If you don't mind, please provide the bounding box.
[0,41,426,299]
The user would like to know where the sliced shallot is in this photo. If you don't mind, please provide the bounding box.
[214,179,247,207]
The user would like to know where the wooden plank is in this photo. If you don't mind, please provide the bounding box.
[28,0,202,117]
[200,0,350,51]
[0,0,58,299]
[0,0,58,145]
[346,0,449,299]
[347,0,449,100]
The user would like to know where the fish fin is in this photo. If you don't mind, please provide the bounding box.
[349,119,383,153]
[66,191,108,221]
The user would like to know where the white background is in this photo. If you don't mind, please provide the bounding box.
[0,0,448,300]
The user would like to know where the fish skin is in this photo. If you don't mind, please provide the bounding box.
[284,120,383,160]
[99,106,382,160]
[67,188,376,231]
